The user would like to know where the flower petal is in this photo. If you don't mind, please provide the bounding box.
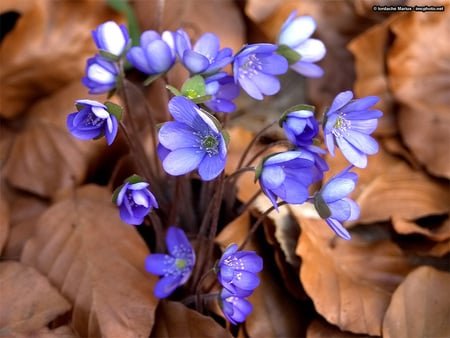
[145,254,173,276]
[166,226,192,258]
[162,148,204,176]
[198,153,226,181]
[290,61,324,78]
[326,218,351,240]
[154,274,182,299]
[294,38,326,62]
[278,16,316,47]
[158,122,199,150]
[327,90,353,115]
[336,137,368,168]
[321,177,356,203]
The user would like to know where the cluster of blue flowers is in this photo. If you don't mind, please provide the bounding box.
[64,9,383,326]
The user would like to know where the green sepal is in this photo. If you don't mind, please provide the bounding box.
[126,174,144,184]
[99,50,121,62]
[75,103,84,112]
[111,174,144,203]
[279,104,315,127]
[104,101,123,121]
[277,44,302,64]
[143,73,162,86]
[181,75,206,100]
[254,152,282,182]
[156,122,166,132]
[314,193,331,219]
[191,95,212,104]
[221,129,230,147]
[166,84,181,96]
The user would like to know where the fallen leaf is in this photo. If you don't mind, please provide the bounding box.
[382,266,450,338]
[294,211,412,336]
[348,15,399,136]
[150,300,231,338]
[2,81,114,198]
[392,216,450,242]
[356,163,449,224]
[21,184,159,338]
[307,318,375,338]
[388,10,450,178]
[0,261,71,335]
[0,183,10,253]
[0,0,123,118]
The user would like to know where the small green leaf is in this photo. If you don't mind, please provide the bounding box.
[254,152,282,182]
[314,193,331,219]
[111,184,123,203]
[99,50,121,62]
[277,44,302,64]
[105,101,123,121]
[181,75,206,100]
[166,84,181,96]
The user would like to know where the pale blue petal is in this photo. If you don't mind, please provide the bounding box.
[345,131,379,155]
[162,148,204,176]
[322,177,356,202]
[145,254,173,275]
[198,153,226,181]
[253,72,281,96]
[290,61,324,78]
[193,32,219,58]
[294,38,326,62]
[326,218,351,240]
[260,165,285,189]
[328,91,353,115]
[336,137,367,168]
[279,16,316,47]
[154,275,182,298]
[166,226,192,257]
[158,122,199,150]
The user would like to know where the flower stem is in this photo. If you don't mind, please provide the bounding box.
[236,120,277,170]
[239,201,287,250]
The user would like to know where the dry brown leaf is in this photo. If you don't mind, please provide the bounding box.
[294,211,413,336]
[0,261,71,335]
[0,183,10,253]
[150,300,231,338]
[383,266,450,338]
[307,318,375,338]
[388,10,450,178]
[2,81,113,198]
[348,15,398,136]
[356,163,449,224]
[0,0,123,118]
[2,188,49,260]
[392,216,450,242]
[21,185,159,338]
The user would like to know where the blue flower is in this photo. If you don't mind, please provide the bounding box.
[280,107,319,147]
[82,55,118,94]
[157,96,228,181]
[277,10,326,78]
[217,244,263,295]
[127,30,176,76]
[324,90,382,168]
[233,43,288,100]
[313,166,359,240]
[220,288,253,325]
[66,99,118,145]
[92,21,129,57]
[204,72,240,113]
[114,178,159,225]
[174,29,233,75]
[257,150,315,210]
[145,226,195,298]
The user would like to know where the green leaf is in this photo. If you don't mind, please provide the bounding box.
[277,44,302,64]
[104,101,123,121]
[126,174,144,184]
[181,75,206,100]
[191,95,212,104]
[99,50,121,62]
[221,129,230,147]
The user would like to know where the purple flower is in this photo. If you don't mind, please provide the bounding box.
[204,73,240,113]
[313,166,359,240]
[92,21,130,57]
[220,288,253,325]
[277,10,326,78]
[174,29,233,75]
[257,150,315,210]
[127,30,176,76]
[114,178,158,225]
[157,96,228,181]
[233,43,288,100]
[66,99,118,145]
[82,55,118,94]
[280,107,319,147]
[145,227,195,298]
[217,244,263,295]
[324,91,382,168]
